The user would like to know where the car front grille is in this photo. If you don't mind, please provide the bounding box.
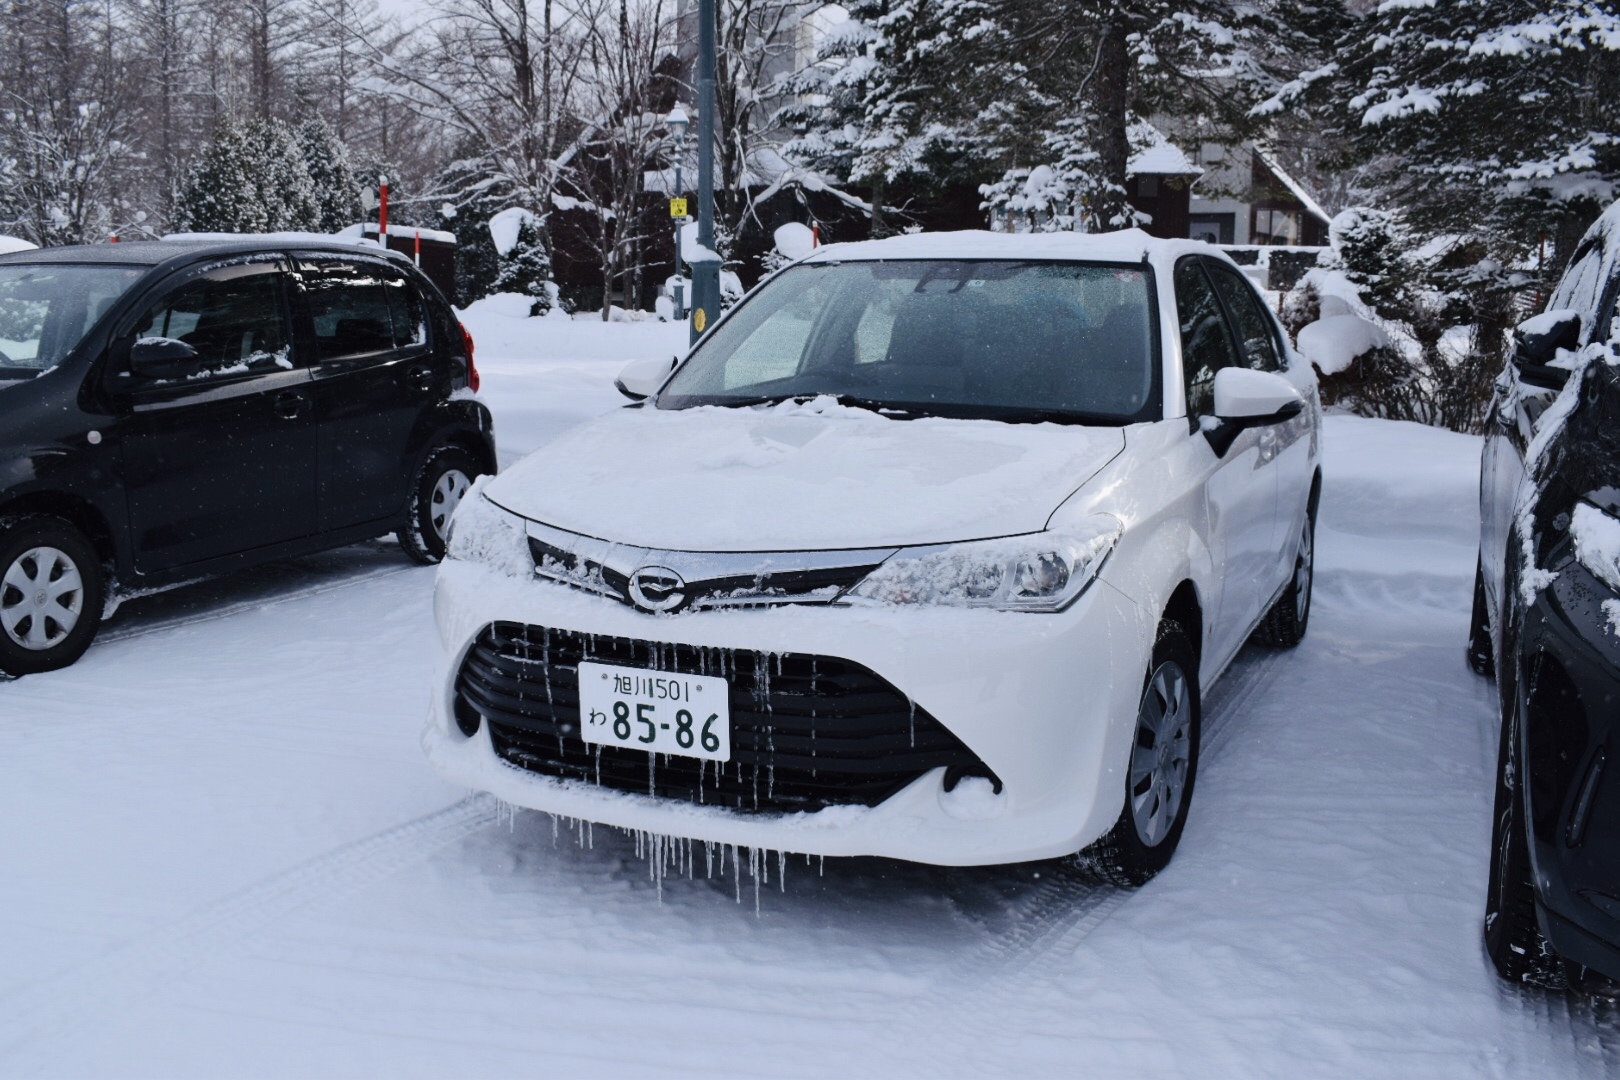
[454,621,985,813]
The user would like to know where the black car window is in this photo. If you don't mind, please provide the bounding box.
[132,265,291,379]
[1174,257,1240,418]
[304,261,409,361]
[1550,240,1605,319]
[385,272,427,348]
[1206,262,1282,371]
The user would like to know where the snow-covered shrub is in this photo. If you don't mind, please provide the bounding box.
[490,213,557,317]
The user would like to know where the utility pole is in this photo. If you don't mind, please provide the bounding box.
[688,0,721,345]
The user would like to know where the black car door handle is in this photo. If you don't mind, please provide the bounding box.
[274,390,308,419]
[405,364,434,392]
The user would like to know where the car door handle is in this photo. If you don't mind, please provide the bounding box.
[405,364,434,392]
[274,390,308,419]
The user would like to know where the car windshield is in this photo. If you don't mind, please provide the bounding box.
[0,263,147,379]
[658,259,1159,424]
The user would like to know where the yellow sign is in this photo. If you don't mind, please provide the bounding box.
[693,307,707,332]
[669,197,688,218]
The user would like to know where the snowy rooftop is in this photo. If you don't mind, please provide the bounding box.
[1127,122,1201,178]
[803,228,1162,264]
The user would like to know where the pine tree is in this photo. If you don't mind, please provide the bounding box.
[492,216,555,316]
[295,117,363,233]
[1323,0,1620,270]
[175,118,321,233]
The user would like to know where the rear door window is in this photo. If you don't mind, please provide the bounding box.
[302,259,424,362]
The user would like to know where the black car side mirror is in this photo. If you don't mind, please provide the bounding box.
[129,337,203,381]
[1512,311,1581,390]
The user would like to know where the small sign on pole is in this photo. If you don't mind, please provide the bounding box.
[669,197,688,219]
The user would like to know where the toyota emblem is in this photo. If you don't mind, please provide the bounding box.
[627,566,688,613]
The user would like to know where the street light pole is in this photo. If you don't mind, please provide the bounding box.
[666,105,689,320]
[689,0,721,345]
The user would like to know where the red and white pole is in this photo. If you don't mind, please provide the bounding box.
[414,227,421,266]
[378,175,389,243]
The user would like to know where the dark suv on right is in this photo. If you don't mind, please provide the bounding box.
[1472,202,1620,992]
[0,238,496,677]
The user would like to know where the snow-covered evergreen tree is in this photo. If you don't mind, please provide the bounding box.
[175,118,320,233]
[295,116,362,232]
[492,214,556,316]
[1321,0,1620,269]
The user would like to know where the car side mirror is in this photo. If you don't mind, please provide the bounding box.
[129,337,203,381]
[1512,309,1581,390]
[615,355,678,401]
[1204,367,1306,456]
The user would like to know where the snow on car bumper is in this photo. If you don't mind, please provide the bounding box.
[424,559,1152,866]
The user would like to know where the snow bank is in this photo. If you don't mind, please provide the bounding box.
[0,235,38,255]
[1297,313,1393,375]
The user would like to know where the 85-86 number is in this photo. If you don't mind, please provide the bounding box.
[577,661,732,762]
[609,701,721,752]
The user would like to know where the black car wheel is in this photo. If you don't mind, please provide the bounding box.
[1258,511,1314,648]
[1467,557,1496,677]
[400,446,480,565]
[1484,658,1567,989]
[0,516,105,677]
[1073,621,1201,887]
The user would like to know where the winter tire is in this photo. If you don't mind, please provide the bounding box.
[1258,510,1314,648]
[400,446,480,565]
[1483,656,1567,989]
[0,516,105,677]
[1073,620,1201,887]
[1466,557,1495,678]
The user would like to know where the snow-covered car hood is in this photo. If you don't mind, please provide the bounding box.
[481,397,1125,552]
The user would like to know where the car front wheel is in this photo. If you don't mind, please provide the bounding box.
[1073,620,1201,887]
[0,516,106,677]
[400,447,480,565]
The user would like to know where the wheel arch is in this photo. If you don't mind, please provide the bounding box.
[1162,578,1204,668]
[0,490,118,568]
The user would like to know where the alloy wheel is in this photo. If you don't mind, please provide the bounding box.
[1129,659,1194,848]
[1,545,84,651]
[1294,519,1314,626]
[429,468,472,541]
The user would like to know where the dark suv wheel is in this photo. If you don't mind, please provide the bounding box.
[0,516,106,677]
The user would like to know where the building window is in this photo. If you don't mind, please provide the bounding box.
[1252,207,1301,246]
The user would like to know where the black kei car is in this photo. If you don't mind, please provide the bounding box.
[0,238,495,677]
[1470,206,1620,992]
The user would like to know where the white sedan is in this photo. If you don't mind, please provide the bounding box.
[426,230,1321,883]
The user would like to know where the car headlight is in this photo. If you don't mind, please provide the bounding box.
[445,487,532,578]
[1571,501,1620,594]
[846,516,1121,612]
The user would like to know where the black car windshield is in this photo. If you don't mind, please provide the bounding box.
[658,259,1159,424]
[0,263,147,379]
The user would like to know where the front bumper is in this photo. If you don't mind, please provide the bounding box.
[425,558,1153,866]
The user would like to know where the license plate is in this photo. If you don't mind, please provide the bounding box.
[576,661,731,762]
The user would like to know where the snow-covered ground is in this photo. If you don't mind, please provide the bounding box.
[2,313,1617,1077]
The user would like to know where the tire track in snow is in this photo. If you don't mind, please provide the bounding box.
[952,644,1288,985]
[0,794,498,1072]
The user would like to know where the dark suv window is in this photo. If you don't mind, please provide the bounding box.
[132,264,292,379]
[304,260,425,361]
[1174,258,1240,418]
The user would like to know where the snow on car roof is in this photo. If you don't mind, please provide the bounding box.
[801,228,1167,265]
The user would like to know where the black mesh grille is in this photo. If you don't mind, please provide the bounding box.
[454,621,983,813]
